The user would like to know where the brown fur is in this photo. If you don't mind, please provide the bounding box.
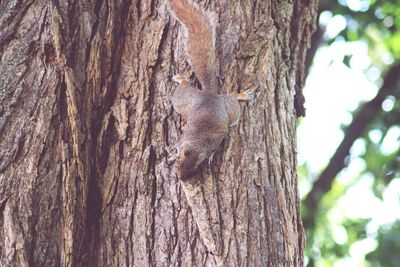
[170,0,217,90]
[169,1,254,179]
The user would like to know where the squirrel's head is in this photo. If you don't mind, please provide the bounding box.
[178,143,206,180]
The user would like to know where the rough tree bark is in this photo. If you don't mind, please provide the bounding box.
[0,0,317,266]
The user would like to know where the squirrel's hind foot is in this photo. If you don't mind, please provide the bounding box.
[173,74,190,84]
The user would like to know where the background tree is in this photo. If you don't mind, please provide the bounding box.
[301,0,400,266]
[0,0,317,266]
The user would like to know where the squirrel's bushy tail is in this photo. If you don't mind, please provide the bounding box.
[170,0,217,91]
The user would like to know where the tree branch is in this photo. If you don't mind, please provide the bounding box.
[303,63,400,230]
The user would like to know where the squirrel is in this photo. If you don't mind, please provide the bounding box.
[169,0,254,180]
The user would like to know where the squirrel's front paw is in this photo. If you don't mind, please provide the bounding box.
[237,89,255,102]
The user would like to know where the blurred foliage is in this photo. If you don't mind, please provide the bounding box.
[302,0,400,266]
[320,0,400,63]
[366,220,400,266]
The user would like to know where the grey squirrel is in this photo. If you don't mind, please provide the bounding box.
[169,0,254,180]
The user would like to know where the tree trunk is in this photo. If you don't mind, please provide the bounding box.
[0,0,317,266]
